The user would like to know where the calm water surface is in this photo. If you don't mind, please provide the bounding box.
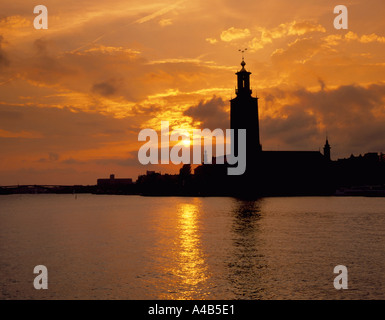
[1,195,385,299]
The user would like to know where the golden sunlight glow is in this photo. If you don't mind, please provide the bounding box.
[161,200,210,299]
[182,138,191,147]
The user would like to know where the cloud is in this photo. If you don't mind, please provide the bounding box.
[322,34,343,47]
[259,83,385,157]
[3,35,232,119]
[248,20,326,51]
[11,39,149,105]
[287,21,325,36]
[27,38,73,82]
[38,152,60,163]
[271,37,322,65]
[159,18,173,27]
[92,78,122,96]
[49,152,60,161]
[206,38,218,44]
[0,35,9,68]
[0,15,30,29]
[183,95,229,130]
[80,45,140,55]
[261,108,319,148]
[322,31,385,48]
[318,78,326,91]
[359,33,385,43]
[220,27,251,42]
[0,129,42,139]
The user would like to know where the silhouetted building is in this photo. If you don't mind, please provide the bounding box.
[97,174,133,187]
[96,174,134,194]
[222,59,331,195]
[136,171,179,196]
[324,138,331,161]
[334,152,385,188]
[230,59,261,168]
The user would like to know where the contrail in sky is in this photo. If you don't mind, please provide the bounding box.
[72,1,186,53]
[133,0,185,24]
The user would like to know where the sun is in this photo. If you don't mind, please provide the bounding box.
[182,139,191,147]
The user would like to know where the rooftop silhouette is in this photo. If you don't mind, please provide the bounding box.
[2,59,385,197]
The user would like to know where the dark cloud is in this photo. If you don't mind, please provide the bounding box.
[37,152,60,163]
[183,95,229,130]
[131,104,163,116]
[49,152,60,161]
[29,38,73,81]
[182,86,385,158]
[261,108,319,148]
[16,40,151,103]
[260,83,385,157]
[318,78,326,91]
[92,79,121,96]
[0,35,9,68]
[33,38,49,55]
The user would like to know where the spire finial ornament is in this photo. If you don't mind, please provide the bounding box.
[239,48,247,62]
[238,48,247,70]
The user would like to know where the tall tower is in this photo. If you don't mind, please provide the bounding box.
[323,137,331,161]
[230,59,262,167]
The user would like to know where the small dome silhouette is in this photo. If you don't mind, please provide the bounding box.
[240,60,247,71]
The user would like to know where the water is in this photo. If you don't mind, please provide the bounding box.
[1,194,385,300]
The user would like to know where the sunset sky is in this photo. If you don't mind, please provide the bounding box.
[1,0,385,185]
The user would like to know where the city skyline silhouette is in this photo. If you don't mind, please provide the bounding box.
[2,58,385,197]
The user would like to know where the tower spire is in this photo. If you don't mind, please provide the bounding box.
[235,50,251,96]
[230,54,262,166]
[323,136,331,161]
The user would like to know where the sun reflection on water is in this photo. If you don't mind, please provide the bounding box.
[161,200,210,299]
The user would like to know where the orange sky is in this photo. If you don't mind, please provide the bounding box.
[1,0,385,185]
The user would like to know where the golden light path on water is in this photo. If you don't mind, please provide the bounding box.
[160,200,210,299]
